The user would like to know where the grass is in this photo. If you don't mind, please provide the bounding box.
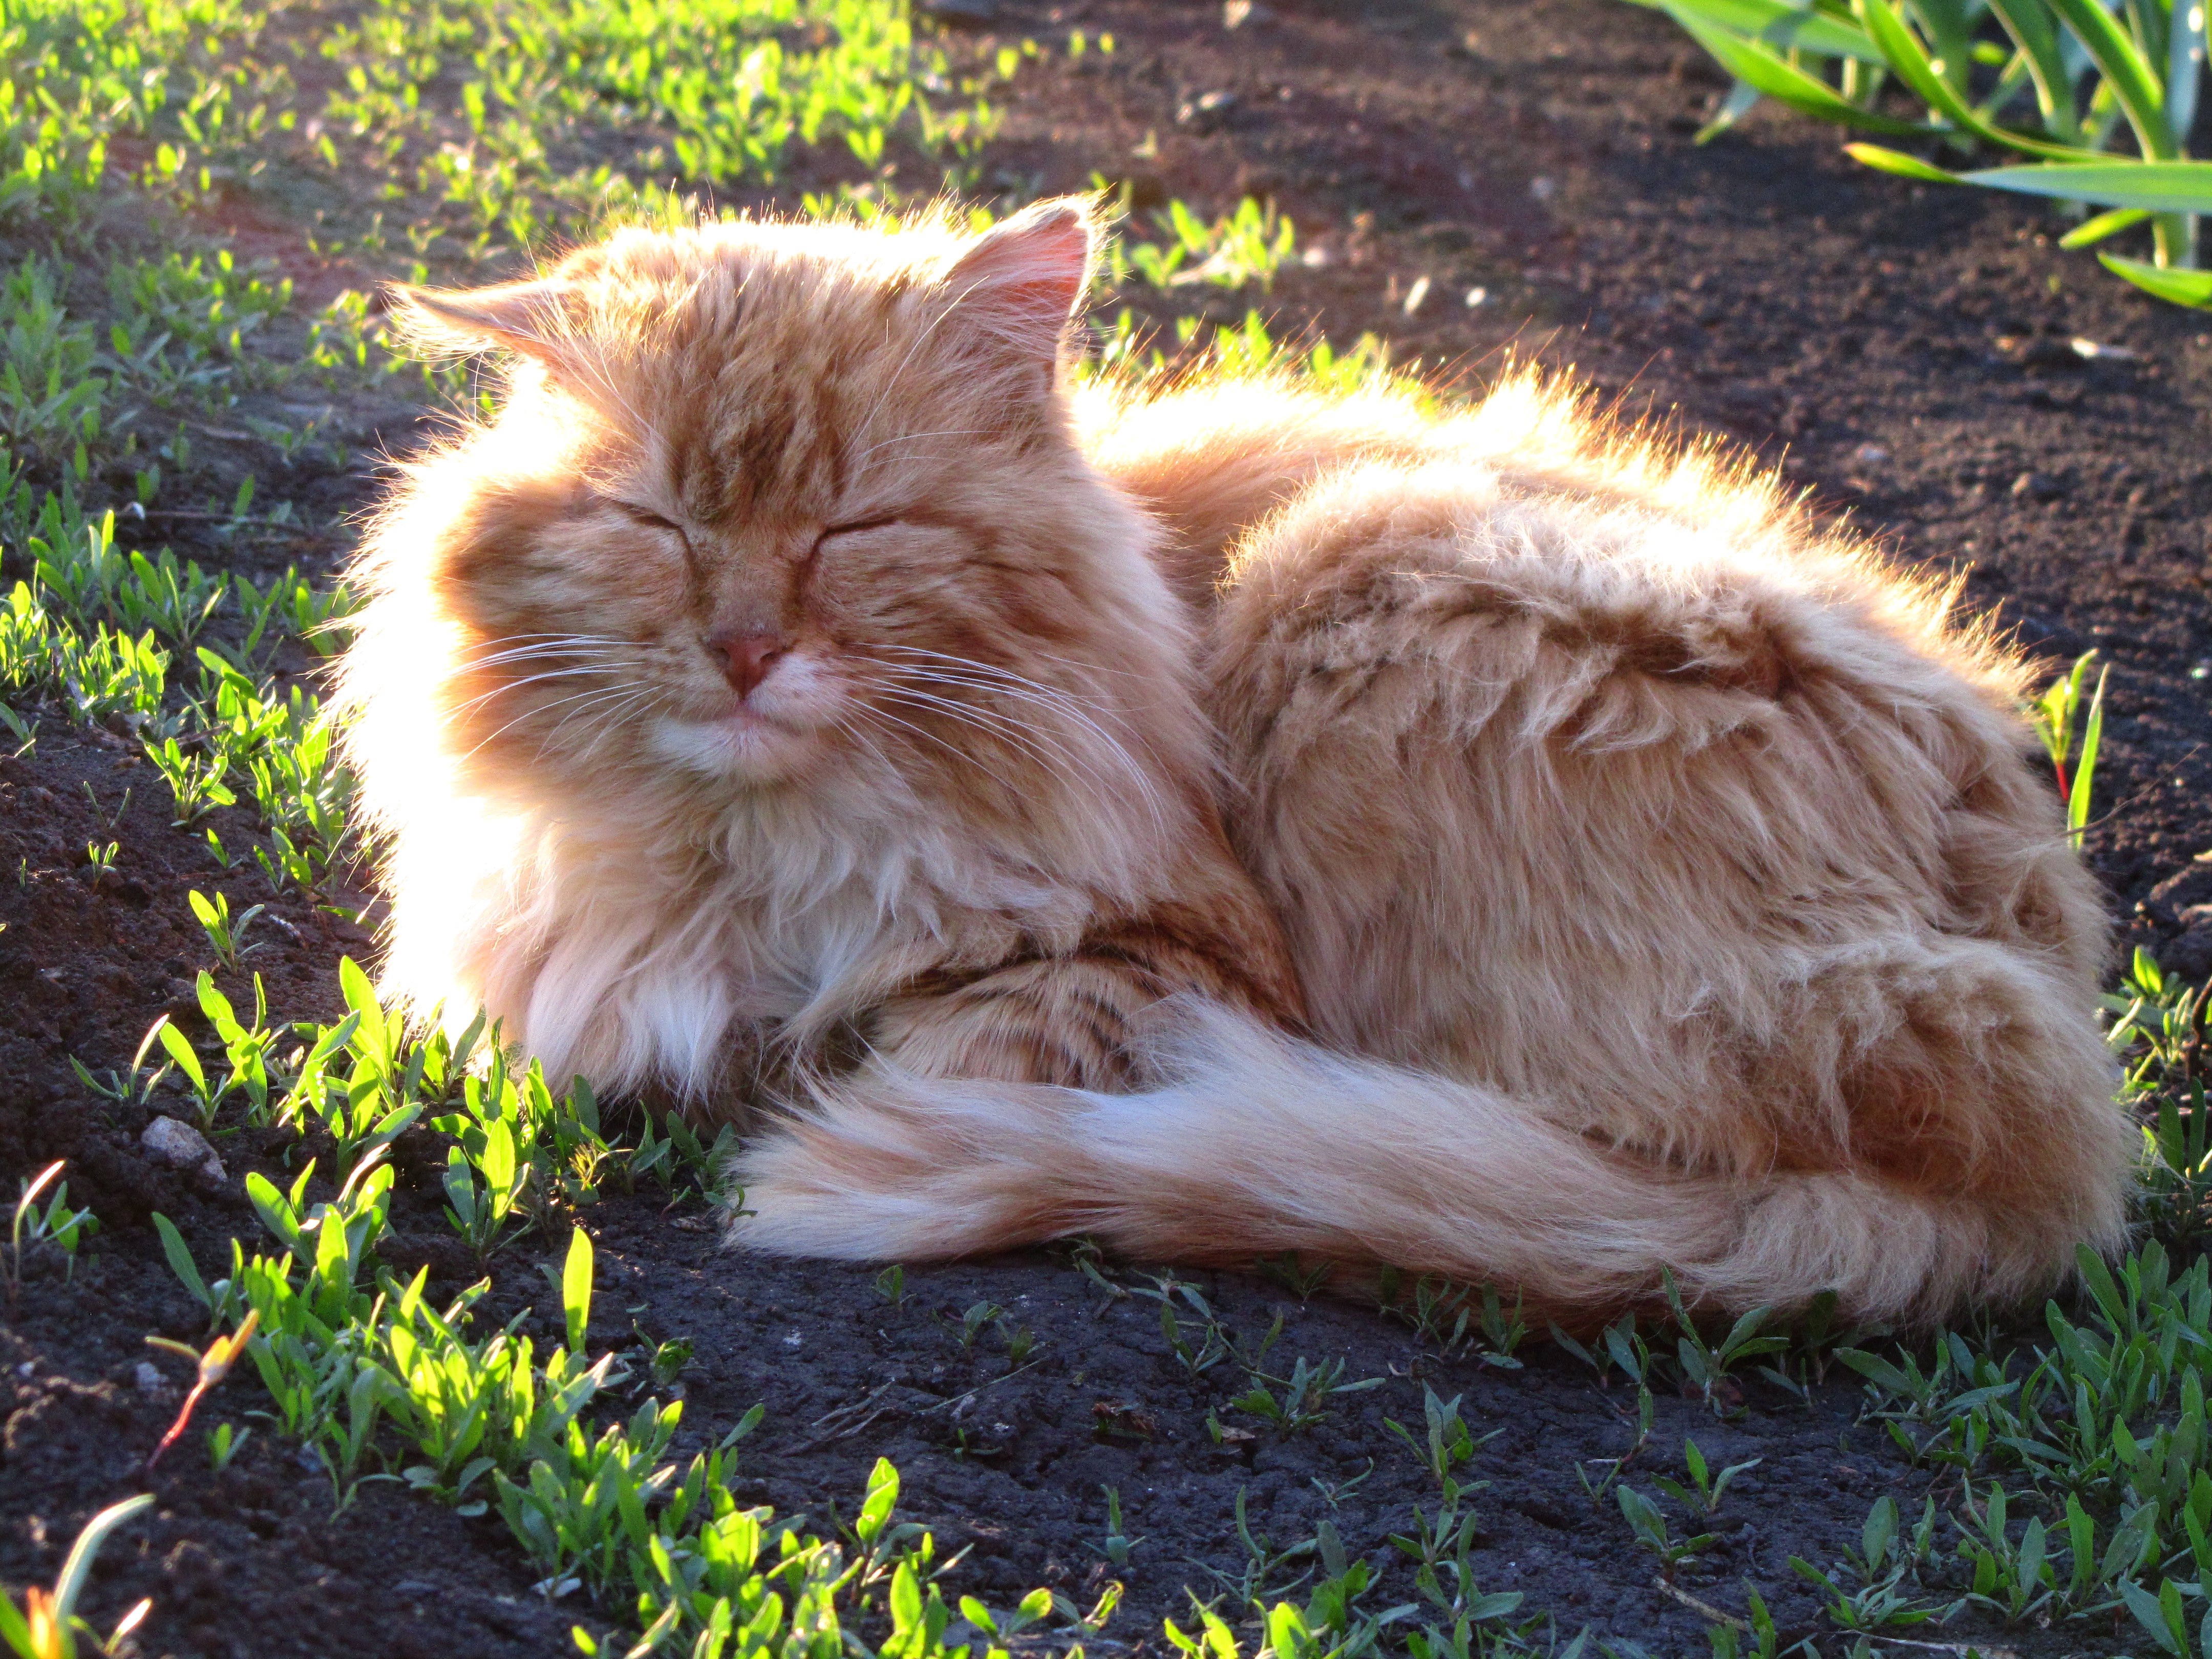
[1626,0,2212,305]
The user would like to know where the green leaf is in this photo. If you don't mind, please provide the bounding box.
[858,1456,900,1544]
[1669,9,1936,133]
[561,1224,594,1353]
[2120,1575,2186,1654]
[51,1494,155,1629]
[2100,253,2212,308]
[152,1211,211,1308]
[1987,0,2080,138]
[155,1020,207,1093]
[2045,0,2175,154]
[1844,141,1959,182]
[2059,206,2153,247]
[1955,160,2212,213]
[1645,0,1890,61]
[245,1169,303,1257]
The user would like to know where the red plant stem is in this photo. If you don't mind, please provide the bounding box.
[144,1374,219,1471]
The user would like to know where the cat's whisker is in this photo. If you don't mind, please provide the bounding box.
[455,643,626,671]
[876,684,1141,820]
[866,672,1174,848]
[567,687,666,771]
[461,682,649,762]
[449,664,614,716]
[843,701,1027,798]
[537,680,653,749]
[854,651,1174,837]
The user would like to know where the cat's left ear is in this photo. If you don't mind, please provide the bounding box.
[387,279,581,365]
[940,198,1098,367]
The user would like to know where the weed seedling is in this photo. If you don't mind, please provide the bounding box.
[1385,1385,1496,1498]
[958,1299,1004,1351]
[647,1337,693,1388]
[875,1263,907,1306]
[1088,1484,1148,1566]
[1576,1385,1656,1506]
[1618,1484,1717,1582]
[1663,1272,1787,1417]
[0,1494,154,1659]
[186,887,264,969]
[1653,1434,1761,1516]
[1232,1354,1385,1434]
[2031,648,2109,845]
[6,1162,96,1307]
[142,1307,262,1469]
[1139,1274,1233,1378]
[205,1420,250,1473]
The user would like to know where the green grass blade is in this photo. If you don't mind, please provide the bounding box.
[1845,141,1961,180]
[2059,205,2154,246]
[1986,0,2082,139]
[1671,9,1936,132]
[2070,662,2107,839]
[1648,0,1891,61]
[1959,160,2212,211]
[2043,0,2176,156]
[51,1494,155,1628]
[562,1224,593,1353]
[2099,252,2212,303]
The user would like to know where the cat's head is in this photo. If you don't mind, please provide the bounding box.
[344,200,1196,852]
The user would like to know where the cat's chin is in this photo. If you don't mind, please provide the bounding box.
[644,710,819,782]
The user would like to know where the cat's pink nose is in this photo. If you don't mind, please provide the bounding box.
[702,627,790,699]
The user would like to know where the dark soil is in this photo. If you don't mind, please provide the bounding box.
[6,0,2211,1655]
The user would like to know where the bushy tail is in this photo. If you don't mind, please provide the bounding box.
[728,1005,2110,1326]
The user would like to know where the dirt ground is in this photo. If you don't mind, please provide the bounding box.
[6,0,2212,1654]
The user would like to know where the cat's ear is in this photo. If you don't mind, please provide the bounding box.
[387,279,581,364]
[940,198,1098,366]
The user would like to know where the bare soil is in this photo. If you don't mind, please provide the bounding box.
[7,0,2212,1654]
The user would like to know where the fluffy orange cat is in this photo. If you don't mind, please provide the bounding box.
[339,198,2134,1327]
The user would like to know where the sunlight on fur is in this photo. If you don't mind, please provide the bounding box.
[337,196,2134,1329]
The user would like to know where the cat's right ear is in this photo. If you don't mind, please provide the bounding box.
[387,279,580,364]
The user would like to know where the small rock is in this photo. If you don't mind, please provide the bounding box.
[1176,90,1239,132]
[2010,471,2065,502]
[133,1361,168,1395]
[1222,0,1274,25]
[1528,176,1558,202]
[141,1116,225,1182]
[1852,443,1890,467]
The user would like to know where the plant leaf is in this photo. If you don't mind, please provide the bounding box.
[1957,160,2212,212]
[2100,253,2212,307]
[1668,9,1936,133]
[1845,141,1959,181]
[2059,205,2154,247]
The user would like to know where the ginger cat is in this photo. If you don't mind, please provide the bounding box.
[338,199,2133,1326]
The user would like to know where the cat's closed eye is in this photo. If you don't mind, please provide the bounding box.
[607,498,686,535]
[814,515,900,550]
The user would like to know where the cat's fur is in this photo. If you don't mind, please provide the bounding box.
[341,199,2134,1327]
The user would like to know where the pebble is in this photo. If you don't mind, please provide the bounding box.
[141,1116,226,1181]
[2011,471,2065,501]
[133,1360,168,1395]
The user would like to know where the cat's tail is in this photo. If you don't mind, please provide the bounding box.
[726,1004,2122,1326]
